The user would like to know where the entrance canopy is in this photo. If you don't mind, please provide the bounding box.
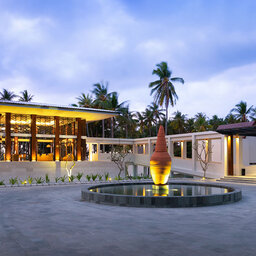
[0,100,118,121]
[217,121,256,136]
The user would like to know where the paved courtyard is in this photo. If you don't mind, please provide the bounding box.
[0,181,256,256]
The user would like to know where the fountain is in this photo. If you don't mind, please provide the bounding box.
[81,126,242,207]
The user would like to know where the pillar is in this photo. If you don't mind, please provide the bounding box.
[31,115,37,161]
[133,164,138,177]
[76,118,82,161]
[81,119,86,161]
[54,116,60,161]
[192,135,196,172]
[5,113,11,161]
[234,136,243,176]
[227,135,234,176]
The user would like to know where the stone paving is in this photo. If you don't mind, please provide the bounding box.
[0,181,256,256]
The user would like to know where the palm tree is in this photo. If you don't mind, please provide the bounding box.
[143,108,154,137]
[185,118,195,133]
[224,113,238,124]
[76,93,94,108]
[19,90,34,102]
[231,101,253,122]
[108,92,127,138]
[209,115,224,131]
[118,106,136,138]
[92,82,111,139]
[135,112,145,137]
[0,89,17,100]
[194,113,209,132]
[250,108,256,121]
[148,102,165,135]
[172,111,187,134]
[149,61,184,134]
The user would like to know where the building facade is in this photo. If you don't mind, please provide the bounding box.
[0,100,117,162]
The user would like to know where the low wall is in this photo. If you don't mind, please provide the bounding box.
[0,161,120,181]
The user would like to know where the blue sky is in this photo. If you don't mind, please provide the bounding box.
[0,0,256,118]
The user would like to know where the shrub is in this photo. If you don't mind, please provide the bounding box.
[60,175,66,183]
[20,179,27,185]
[91,174,98,181]
[9,177,18,185]
[68,175,75,182]
[114,176,123,181]
[45,174,50,183]
[104,172,110,181]
[86,174,91,182]
[98,174,103,181]
[0,180,5,185]
[55,177,61,183]
[35,177,44,184]
[76,172,83,181]
[27,176,33,185]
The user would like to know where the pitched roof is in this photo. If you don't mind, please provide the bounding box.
[217,121,256,136]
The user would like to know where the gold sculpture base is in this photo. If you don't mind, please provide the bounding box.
[150,160,172,185]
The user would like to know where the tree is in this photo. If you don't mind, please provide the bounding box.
[76,93,94,108]
[148,102,165,135]
[110,145,130,177]
[19,90,34,102]
[149,61,184,134]
[231,101,253,122]
[194,113,209,132]
[92,82,111,139]
[0,89,17,100]
[209,115,224,131]
[193,140,213,180]
[171,111,187,134]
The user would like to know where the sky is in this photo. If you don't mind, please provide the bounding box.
[0,0,256,119]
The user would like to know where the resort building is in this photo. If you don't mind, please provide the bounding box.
[0,100,256,180]
[0,100,117,162]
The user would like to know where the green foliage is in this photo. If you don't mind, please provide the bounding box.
[0,180,5,185]
[35,177,44,184]
[20,179,27,185]
[98,174,103,181]
[114,176,123,181]
[27,176,33,184]
[55,177,61,183]
[60,176,66,182]
[104,172,110,181]
[76,172,83,181]
[9,177,18,185]
[45,174,50,183]
[68,175,75,182]
[91,174,98,181]
[86,174,91,181]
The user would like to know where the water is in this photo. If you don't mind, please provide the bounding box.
[90,184,232,197]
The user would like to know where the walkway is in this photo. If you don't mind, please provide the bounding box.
[0,181,255,256]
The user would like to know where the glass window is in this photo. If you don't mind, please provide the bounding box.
[36,116,54,135]
[186,141,192,159]
[60,117,76,135]
[174,142,181,157]
[37,138,54,161]
[11,114,31,134]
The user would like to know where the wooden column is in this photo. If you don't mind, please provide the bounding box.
[31,115,37,161]
[81,119,86,161]
[76,118,82,161]
[5,113,11,161]
[54,116,60,161]
[227,135,234,176]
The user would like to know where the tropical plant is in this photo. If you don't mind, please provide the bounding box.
[60,175,66,183]
[55,177,61,183]
[35,177,44,184]
[86,174,92,182]
[148,102,165,135]
[104,172,110,181]
[91,174,98,181]
[19,90,34,102]
[68,175,75,182]
[194,113,209,132]
[231,101,253,122]
[98,174,103,181]
[0,89,17,101]
[76,172,83,181]
[76,93,94,108]
[9,177,18,185]
[20,179,27,185]
[171,111,187,134]
[149,61,184,134]
[45,174,50,183]
[27,176,33,184]
[0,180,5,185]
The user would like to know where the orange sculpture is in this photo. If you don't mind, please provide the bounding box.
[150,125,172,185]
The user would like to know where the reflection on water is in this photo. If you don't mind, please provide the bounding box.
[90,184,231,197]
